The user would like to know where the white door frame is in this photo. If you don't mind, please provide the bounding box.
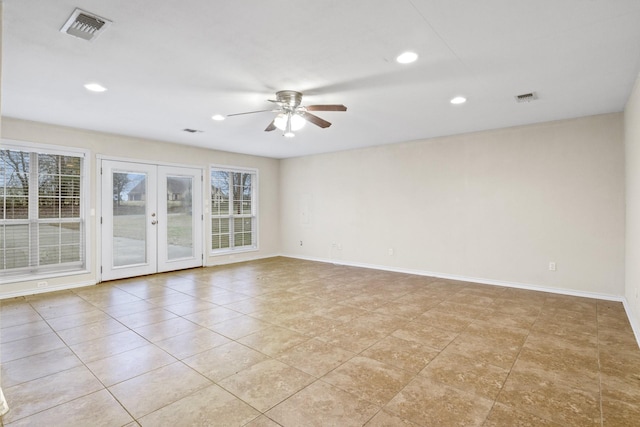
[98,157,203,282]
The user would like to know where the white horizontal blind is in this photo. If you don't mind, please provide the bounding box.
[0,148,86,278]
[210,167,256,253]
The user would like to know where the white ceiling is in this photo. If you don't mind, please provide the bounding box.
[3,1,640,159]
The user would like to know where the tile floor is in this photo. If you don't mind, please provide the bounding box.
[1,257,640,426]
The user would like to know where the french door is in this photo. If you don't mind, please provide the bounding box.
[100,160,203,281]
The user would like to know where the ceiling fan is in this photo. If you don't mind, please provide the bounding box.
[228,90,347,138]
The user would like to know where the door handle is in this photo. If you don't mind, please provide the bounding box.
[151,220,157,225]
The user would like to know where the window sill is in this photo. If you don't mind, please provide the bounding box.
[209,247,259,257]
[0,269,91,286]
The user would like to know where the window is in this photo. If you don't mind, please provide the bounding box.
[210,167,257,253]
[0,144,87,280]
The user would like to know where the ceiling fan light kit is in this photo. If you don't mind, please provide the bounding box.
[274,113,306,132]
[228,90,347,138]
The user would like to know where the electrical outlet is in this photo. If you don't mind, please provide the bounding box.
[300,240,303,246]
[37,281,48,288]
[548,262,557,271]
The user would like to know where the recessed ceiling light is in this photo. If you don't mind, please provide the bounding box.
[84,83,107,92]
[450,96,467,105]
[211,114,225,121]
[396,51,418,64]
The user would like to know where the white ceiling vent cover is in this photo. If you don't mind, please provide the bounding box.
[60,8,112,41]
[515,92,538,103]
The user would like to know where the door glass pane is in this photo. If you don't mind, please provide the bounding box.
[166,176,193,260]
[113,172,147,267]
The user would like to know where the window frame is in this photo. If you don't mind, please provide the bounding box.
[209,165,258,255]
[0,140,90,283]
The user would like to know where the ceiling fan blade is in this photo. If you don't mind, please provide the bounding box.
[305,104,347,112]
[300,111,332,128]
[264,120,276,132]
[227,109,276,117]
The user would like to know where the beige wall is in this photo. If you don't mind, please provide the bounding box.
[0,117,281,297]
[281,113,626,297]
[1,113,629,304]
[625,72,640,338]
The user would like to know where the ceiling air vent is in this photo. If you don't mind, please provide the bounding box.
[515,92,538,103]
[60,8,112,41]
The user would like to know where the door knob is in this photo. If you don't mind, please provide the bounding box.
[151,220,157,225]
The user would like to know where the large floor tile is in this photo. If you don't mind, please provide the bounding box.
[385,375,493,427]
[321,356,414,406]
[132,317,201,342]
[86,343,177,386]
[277,338,355,377]
[69,330,149,363]
[163,299,218,316]
[209,315,271,340]
[1,347,82,388]
[497,369,601,426]
[0,310,44,329]
[364,410,421,426]
[601,397,640,427]
[4,389,133,427]
[316,323,388,353]
[238,325,310,357]
[108,362,212,419]
[183,341,270,382]
[45,309,112,332]
[182,305,244,328]
[154,327,231,359]
[420,351,509,400]
[0,320,53,344]
[3,365,104,423]
[266,380,379,427]
[444,333,521,370]
[114,307,178,329]
[484,402,562,426]
[57,318,129,345]
[391,321,458,350]
[218,359,315,412]
[0,331,66,363]
[137,384,260,427]
[31,298,97,319]
[362,335,438,374]
[244,415,282,427]
[415,308,475,332]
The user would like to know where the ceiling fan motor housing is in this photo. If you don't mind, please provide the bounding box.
[276,90,303,109]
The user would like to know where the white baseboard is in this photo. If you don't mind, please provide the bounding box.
[622,299,640,350]
[0,280,97,300]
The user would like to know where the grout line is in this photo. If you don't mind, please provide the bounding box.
[482,301,545,424]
